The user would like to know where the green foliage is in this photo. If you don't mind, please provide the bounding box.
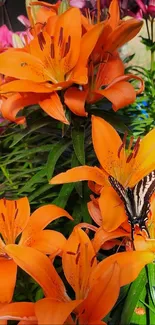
[118,66,155,137]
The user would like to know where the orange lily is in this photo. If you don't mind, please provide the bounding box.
[27,0,60,27]
[4,227,154,325]
[64,0,144,116]
[0,300,81,325]
[0,8,104,124]
[91,0,143,63]
[0,197,72,303]
[50,115,155,235]
[64,51,144,116]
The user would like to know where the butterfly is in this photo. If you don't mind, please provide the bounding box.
[108,170,155,240]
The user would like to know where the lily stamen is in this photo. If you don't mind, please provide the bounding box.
[50,37,55,59]
[118,131,128,158]
[128,136,134,152]
[75,252,81,265]
[38,31,46,51]
[1,213,5,222]
[133,137,141,158]
[58,27,63,46]
[126,152,133,163]
[66,251,76,255]
[76,243,81,255]
[14,209,18,220]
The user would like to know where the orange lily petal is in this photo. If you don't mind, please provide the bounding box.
[64,87,88,116]
[129,128,155,187]
[0,320,7,325]
[108,0,120,30]
[0,302,35,321]
[92,226,129,253]
[104,19,143,53]
[17,321,37,325]
[0,80,55,93]
[1,93,46,124]
[96,81,136,111]
[5,244,68,301]
[87,199,102,226]
[134,236,155,252]
[79,263,120,324]
[95,52,124,89]
[92,115,122,177]
[0,198,30,244]
[0,259,17,303]
[50,166,106,186]
[28,229,66,255]
[70,22,104,84]
[39,92,69,124]
[62,228,97,300]
[53,8,81,75]
[89,251,154,288]
[35,298,81,325]
[99,186,127,231]
[20,204,72,246]
[0,50,46,82]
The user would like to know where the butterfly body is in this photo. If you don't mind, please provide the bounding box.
[109,170,155,240]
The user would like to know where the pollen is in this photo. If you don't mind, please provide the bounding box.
[134,307,145,315]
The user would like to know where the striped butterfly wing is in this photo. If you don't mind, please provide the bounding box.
[109,171,155,239]
[108,175,133,220]
[132,170,155,218]
[108,175,126,202]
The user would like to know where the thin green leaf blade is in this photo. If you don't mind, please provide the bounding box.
[46,140,71,180]
[120,268,147,325]
[71,126,85,165]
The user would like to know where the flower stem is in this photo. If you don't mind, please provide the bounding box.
[145,18,150,40]
[150,18,154,72]
[151,50,154,72]
[97,0,100,23]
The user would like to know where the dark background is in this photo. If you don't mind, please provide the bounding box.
[0,0,55,30]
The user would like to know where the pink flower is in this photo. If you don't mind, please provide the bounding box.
[70,0,87,8]
[0,25,13,49]
[0,15,32,51]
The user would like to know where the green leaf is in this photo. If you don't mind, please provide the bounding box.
[18,168,47,194]
[91,109,131,135]
[46,140,71,180]
[35,288,44,301]
[148,292,155,324]
[71,153,83,198]
[52,183,75,208]
[123,53,135,64]
[29,183,54,202]
[108,285,130,325]
[1,145,52,166]
[81,183,92,224]
[10,118,52,148]
[147,263,155,305]
[71,126,85,165]
[130,285,147,325]
[120,268,147,325]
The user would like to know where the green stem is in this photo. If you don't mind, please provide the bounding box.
[150,18,154,72]
[151,50,154,72]
[145,18,150,40]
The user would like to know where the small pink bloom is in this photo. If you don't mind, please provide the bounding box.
[70,0,86,8]
[17,15,30,28]
[0,25,13,48]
